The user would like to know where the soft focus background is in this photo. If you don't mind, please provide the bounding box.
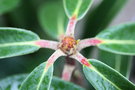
[0,0,135,89]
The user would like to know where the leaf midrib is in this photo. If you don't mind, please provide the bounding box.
[0,41,39,47]
[98,38,135,45]
[73,0,82,15]
[89,66,121,90]
[36,67,49,90]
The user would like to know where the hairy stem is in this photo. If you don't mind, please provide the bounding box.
[35,40,59,50]
[65,15,77,37]
[78,38,103,51]
[71,52,91,67]
[62,56,76,81]
[62,64,75,81]
[37,50,65,90]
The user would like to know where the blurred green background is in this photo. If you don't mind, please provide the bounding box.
[0,0,135,89]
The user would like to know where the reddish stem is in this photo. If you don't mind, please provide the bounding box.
[62,64,75,81]
[78,38,103,51]
[65,15,77,36]
[35,40,59,50]
[71,52,91,67]
[62,56,76,81]
[44,49,65,71]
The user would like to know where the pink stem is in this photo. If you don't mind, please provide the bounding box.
[65,15,77,36]
[71,52,91,67]
[62,64,75,81]
[78,38,103,51]
[45,49,65,71]
[35,40,59,50]
[37,50,65,89]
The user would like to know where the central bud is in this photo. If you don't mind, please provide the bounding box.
[59,36,78,56]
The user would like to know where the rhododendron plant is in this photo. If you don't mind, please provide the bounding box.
[0,0,135,90]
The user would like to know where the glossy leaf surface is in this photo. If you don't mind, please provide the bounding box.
[0,74,84,90]
[20,62,53,90]
[0,74,26,90]
[98,50,132,78]
[0,0,20,14]
[82,0,127,57]
[38,2,68,39]
[0,27,40,59]
[96,23,135,55]
[51,77,84,90]
[63,0,93,20]
[83,59,135,90]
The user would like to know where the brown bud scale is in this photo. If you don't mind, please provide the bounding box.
[59,36,78,56]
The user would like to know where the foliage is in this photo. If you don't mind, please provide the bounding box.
[0,0,135,90]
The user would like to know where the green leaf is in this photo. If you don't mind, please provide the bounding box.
[20,62,53,90]
[0,74,84,90]
[63,0,93,20]
[83,0,127,38]
[19,62,84,90]
[51,77,84,90]
[38,2,68,39]
[0,0,20,14]
[96,23,135,55]
[82,0,128,57]
[0,74,27,90]
[98,50,132,78]
[0,27,40,59]
[83,59,135,90]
